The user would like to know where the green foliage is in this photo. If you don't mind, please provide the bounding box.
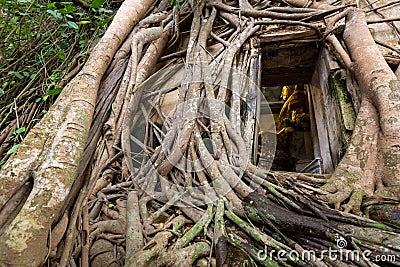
[8,71,24,79]
[7,144,19,155]
[14,127,26,134]
[0,0,122,166]
[91,0,104,9]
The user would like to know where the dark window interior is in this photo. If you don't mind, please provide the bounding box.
[258,40,322,173]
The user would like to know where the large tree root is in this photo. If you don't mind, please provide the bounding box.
[81,2,400,266]
[1,0,399,265]
[318,8,400,224]
[0,0,155,264]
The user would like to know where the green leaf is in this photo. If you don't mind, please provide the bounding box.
[0,88,4,95]
[77,20,91,25]
[47,9,63,19]
[10,17,19,23]
[23,71,30,77]
[98,7,112,13]
[15,127,26,134]
[8,71,23,79]
[7,144,19,155]
[59,5,76,14]
[91,0,104,8]
[58,50,66,61]
[46,87,63,96]
[47,2,57,9]
[35,97,42,103]
[97,17,111,26]
[67,21,79,30]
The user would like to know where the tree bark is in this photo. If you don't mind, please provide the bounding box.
[322,8,400,214]
[0,0,155,265]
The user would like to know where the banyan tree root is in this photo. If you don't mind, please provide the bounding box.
[317,7,400,222]
[245,193,400,255]
[48,7,177,266]
[0,0,156,264]
[11,0,398,265]
[69,159,400,266]
[104,187,399,266]
[126,230,210,266]
[119,0,400,266]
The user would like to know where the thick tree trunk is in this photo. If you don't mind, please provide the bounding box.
[344,8,400,192]
[322,8,400,214]
[0,0,155,265]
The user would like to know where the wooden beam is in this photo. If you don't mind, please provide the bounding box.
[259,23,325,44]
